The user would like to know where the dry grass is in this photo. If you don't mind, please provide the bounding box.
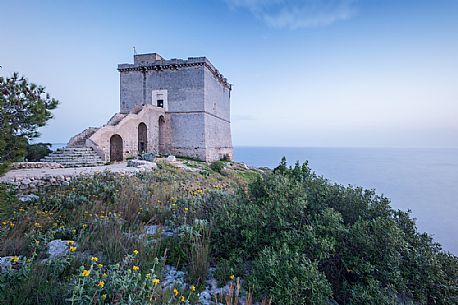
[188,227,210,284]
[213,278,272,305]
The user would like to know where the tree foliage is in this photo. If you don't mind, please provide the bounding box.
[0,73,58,174]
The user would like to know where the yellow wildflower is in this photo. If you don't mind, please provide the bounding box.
[91,256,98,262]
[152,278,160,285]
[229,274,235,280]
[82,224,88,229]
[69,246,77,252]
[9,222,14,228]
[184,207,189,213]
[67,240,75,246]
[132,265,140,271]
[98,263,103,268]
[180,295,185,302]
[173,288,179,296]
[133,249,139,255]
[10,256,19,263]
[190,285,196,292]
[81,269,91,277]
[96,281,105,288]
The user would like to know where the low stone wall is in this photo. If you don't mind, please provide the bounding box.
[0,161,159,194]
[4,174,75,192]
[11,162,64,170]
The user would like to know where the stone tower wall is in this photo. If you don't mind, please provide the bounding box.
[119,66,205,114]
[203,68,232,160]
[118,54,233,162]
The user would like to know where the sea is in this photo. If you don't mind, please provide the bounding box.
[51,144,458,254]
[234,147,458,255]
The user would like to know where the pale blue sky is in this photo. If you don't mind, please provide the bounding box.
[1,0,458,147]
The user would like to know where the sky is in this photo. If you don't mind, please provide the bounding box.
[1,0,458,148]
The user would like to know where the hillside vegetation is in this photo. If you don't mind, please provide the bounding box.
[0,158,457,305]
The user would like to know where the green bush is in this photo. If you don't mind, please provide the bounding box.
[211,159,458,304]
[25,142,52,161]
[249,245,332,305]
[1,158,457,304]
[210,160,225,173]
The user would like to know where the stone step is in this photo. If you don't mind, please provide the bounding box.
[47,161,104,166]
[57,162,104,167]
[43,156,102,160]
[56,148,93,151]
[45,156,100,160]
[42,146,104,168]
[43,159,101,163]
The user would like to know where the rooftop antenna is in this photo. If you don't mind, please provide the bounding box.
[133,46,137,55]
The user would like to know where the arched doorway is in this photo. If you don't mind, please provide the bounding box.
[110,134,123,162]
[159,116,165,155]
[138,122,147,154]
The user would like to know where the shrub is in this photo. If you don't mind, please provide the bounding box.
[211,159,458,304]
[25,142,52,161]
[1,158,457,304]
[210,160,225,173]
[249,245,332,305]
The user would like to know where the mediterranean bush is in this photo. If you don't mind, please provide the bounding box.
[0,158,457,304]
[210,158,458,304]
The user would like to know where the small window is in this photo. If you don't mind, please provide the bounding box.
[152,89,168,110]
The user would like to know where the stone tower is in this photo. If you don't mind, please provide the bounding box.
[117,53,233,161]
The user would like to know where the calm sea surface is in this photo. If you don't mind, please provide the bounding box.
[234,147,458,255]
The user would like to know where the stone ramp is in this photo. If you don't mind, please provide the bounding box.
[67,127,100,147]
[41,147,104,168]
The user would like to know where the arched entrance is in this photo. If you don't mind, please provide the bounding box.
[110,134,123,162]
[138,122,147,154]
[159,116,165,155]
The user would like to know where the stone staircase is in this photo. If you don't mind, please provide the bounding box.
[41,147,105,168]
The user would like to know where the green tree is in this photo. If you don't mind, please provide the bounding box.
[0,73,58,174]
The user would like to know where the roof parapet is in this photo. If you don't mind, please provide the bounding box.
[118,53,231,90]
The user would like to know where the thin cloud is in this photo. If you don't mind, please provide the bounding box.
[225,0,358,29]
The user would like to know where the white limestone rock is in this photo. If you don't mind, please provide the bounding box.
[17,194,40,203]
[47,239,76,258]
[0,256,22,272]
[127,159,157,170]
[162,265,186,289]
